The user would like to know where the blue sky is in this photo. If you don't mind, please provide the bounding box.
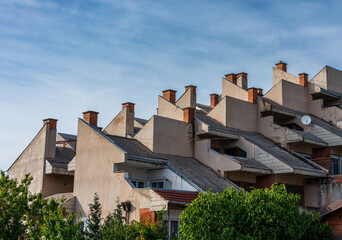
[1,0,342,170]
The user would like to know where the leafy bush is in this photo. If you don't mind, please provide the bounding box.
[178,184,331,240]
[0,171,84,240]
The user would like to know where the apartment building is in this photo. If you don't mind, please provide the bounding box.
[7,62,342,237]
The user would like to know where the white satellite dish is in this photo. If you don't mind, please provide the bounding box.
[301,115,312,125]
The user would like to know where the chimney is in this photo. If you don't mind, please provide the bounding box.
[299,73,308,87]
[236,72,248,89]
[163,89,176,104]
[43,118,57,159]
[248,88,258,104]
[122,102,135,112]
[183,108,195,124]
[83,111,99,126]
[43,118,58,129]
[225,73,237,84]
[257,88,263,96]
[276,61,287,72]
[210,94,218,107]
[185,85,197,95]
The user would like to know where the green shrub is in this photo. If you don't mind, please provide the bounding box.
[178,184,331,240]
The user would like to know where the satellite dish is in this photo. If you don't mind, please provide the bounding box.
[301,115,312,125]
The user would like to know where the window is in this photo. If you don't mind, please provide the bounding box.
[170,221,179,239]
[151,181,164,189]
[331,155,342,175]
[225,147,247,158]
[163,219,180,240]
[131,181,145,188]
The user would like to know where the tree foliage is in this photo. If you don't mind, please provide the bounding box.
[178,184,331,240]
[86,193,102,239]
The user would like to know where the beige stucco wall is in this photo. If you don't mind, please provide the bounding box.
[264,81,283,105]
[281,80,308,113]
[326,67,342,93]
[176,88,196,109]
[227,172,257,184]
[226,97,258,132]
[7,125,48,194]
[221,78,248,101]
[153,116,193,157]
[194,138,240,176]
[272,67,299,86]
[134,117,154,151]
[310,67,327,89]
[208,96,226,126]
[42,174,74,198]
[158,96,183,121]
[74,120,153,220]
[104,107,134,137]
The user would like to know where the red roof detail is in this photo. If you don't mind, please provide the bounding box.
[153,189,198,204]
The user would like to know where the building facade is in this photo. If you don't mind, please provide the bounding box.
[7,62,342,237]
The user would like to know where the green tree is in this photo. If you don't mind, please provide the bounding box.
[28,201,84,240]
[86,193,102,239]
[178,184,331,240]
[101,201,127,240]
[101,202,168,240]
[0,171,52,239]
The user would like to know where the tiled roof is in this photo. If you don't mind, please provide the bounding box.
[135,117,148,126]
[153,189,198,204]
[195,111,325,175]
[196,103,213,113]
[106,134,236,192]
[290,129,326,145]
[262,97,342,138]
[58,133,77,150]
[46,147,75,169]
[321,199,342,216]
[231,156,271,171]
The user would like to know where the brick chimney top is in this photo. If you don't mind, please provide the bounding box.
[225,73,237,84]
[237,72,248,79]
[122,102,135,112]
[185,85,197,95]
[276,61,287,72]
[43,118,58,130]
[257,88,263,96]
[183,107,195,124]
[299,73,308,87]
[83,111,99,126]
[248,88,258,104]
[163,89,176,104]
[210,94,218,107]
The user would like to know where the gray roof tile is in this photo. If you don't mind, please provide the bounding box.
[106,134,234,192]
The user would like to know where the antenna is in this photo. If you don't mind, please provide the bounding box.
[301,115,312,125]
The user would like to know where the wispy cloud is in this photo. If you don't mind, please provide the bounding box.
[1,0,342,170]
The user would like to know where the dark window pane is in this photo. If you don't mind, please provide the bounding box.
[152,182,157,188]
[138,182,144,188]
[158,182,164,188]
[131,181,136,187]
[170,221,179,239]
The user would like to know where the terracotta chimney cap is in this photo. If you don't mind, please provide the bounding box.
[83,110,99,126]
[122,102,135,112]
[275,61,287,72]
[43,118,58,122]
[162,89,176,93]
[82,110,99,114]
[122,102,135,106]
[43,118,58,129]
[185,85,197,88]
